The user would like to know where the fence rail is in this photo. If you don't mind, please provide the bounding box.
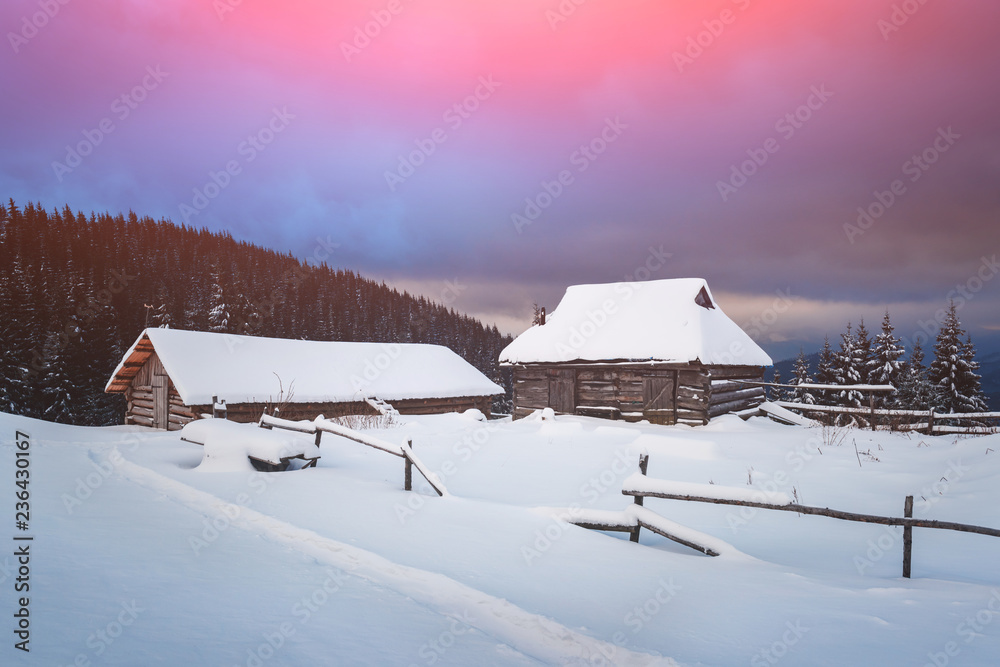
[772,401,1000,434]
[620,453,1000,578]
[259,413,447,496]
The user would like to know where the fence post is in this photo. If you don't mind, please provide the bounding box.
[902,495,914,578]
[869,393,876,431]
[404,438,413,492]
[630,453,649,543]
[927,410,935,435]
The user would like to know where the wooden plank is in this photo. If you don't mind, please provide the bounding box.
[152,375,168,430]
[130,406,154,418]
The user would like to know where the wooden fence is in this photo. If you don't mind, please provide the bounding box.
[620,454,1000,578]
[733,381,999,434]
[258,413,447,496]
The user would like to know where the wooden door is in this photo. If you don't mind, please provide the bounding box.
[548,369,576,414]
[642,375,675,425]
[152,375,168,430]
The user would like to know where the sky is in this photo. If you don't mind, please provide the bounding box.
[2,0,999,359]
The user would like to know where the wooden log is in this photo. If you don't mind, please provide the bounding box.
[676,396,709,411]
[130,414,154,427]
[620,490,1000,538]
[169,413,193,425]
[131,398,155,410]
[709,381,746,395]
[169,405,197,419]
[635,517,720,557]
[709,397,765,418]
[133,385,152,393]
[130,406,154,418]
[131,390,153,401]
[710,388,765,405]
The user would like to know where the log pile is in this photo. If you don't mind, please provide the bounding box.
[708,381,766,419]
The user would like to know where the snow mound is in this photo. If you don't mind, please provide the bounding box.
[182,419,319,472]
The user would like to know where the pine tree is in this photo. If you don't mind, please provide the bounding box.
[769,369,783,402]
[815,336,837,405]
[928,302,988,413]
[870,311,904,407]
[207,265,230,333]
[788,349,816,404]
[835,323,863,407]
[854,319,873,385]
[895,339,935,410]
[150,284,173,328]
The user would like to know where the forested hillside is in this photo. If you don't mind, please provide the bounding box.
[0,200,512,425]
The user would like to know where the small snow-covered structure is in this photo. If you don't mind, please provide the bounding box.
[499,278,772,425]
[105,328,503,429]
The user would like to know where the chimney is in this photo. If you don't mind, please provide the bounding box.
[540,307,546,325]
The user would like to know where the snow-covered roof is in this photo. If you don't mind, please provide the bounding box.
[106,328,503,405]
[499,278,772,367]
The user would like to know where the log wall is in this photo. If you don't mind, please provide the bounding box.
[510,363,766,425]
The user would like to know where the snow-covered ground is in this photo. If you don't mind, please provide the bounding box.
[3,409,999,666]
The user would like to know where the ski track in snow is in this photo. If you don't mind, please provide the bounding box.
[101,448,678,667]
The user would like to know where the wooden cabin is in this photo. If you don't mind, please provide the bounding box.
[105,328,503,430]
[499,278,772,425]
